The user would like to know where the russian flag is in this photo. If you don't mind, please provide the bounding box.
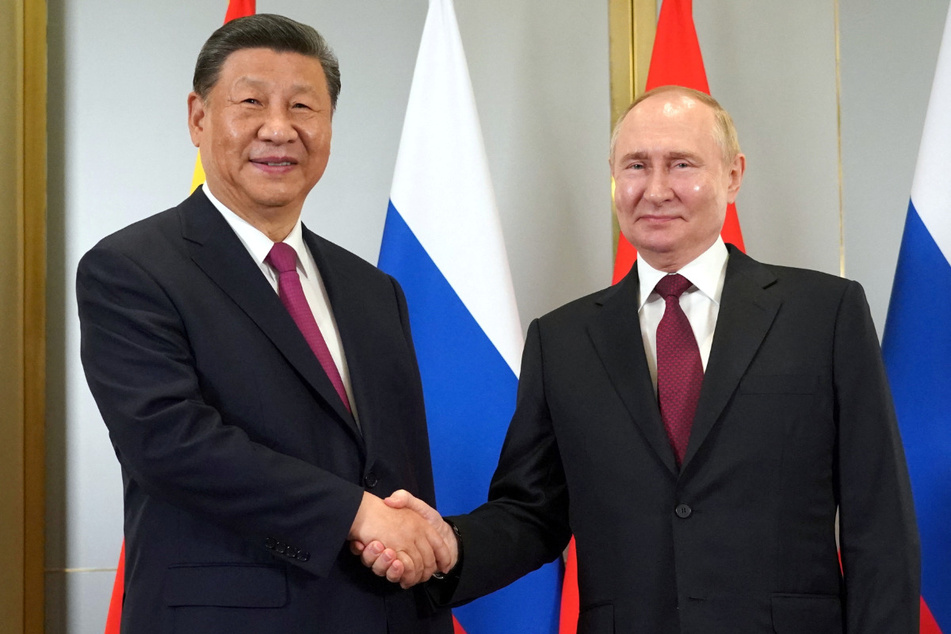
[377,1,562,632]
[881,6,951,633]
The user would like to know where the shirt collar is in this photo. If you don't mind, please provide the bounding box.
[203,183,306,273]
[636,236,729,310]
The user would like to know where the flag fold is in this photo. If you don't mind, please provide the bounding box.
[378,0,561,632]
[882,6,951,634]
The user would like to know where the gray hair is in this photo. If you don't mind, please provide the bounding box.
[609,85,741,165]
[193,13,341,110]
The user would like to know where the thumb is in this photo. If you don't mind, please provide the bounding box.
[384,490,442,526]
[383,489,412,509]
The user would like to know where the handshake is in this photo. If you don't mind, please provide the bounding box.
[348,490,458,589]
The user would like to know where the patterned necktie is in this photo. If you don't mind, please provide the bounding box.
[655,274,703,467]
[266,242,351,413]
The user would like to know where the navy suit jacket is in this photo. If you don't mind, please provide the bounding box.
[446,247,919,633]
[78,188,452,634]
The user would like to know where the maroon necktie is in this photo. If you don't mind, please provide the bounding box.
[266,242,351,413]
[655,274,703,467]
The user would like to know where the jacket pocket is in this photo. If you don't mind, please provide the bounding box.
[577,601,614,634]
[770,593,841,633]
[163,563,287,608]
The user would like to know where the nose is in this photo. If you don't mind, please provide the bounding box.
[644,169,673,203]
[258,106,299,144]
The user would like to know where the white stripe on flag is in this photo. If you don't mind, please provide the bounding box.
[910,6,951,263]
[389,0,523,373]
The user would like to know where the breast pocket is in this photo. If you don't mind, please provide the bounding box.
[738,373,817,395]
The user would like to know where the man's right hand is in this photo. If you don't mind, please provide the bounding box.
[348,491,452,588]
[352,489,459,587]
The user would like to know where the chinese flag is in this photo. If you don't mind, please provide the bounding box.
[560,1,745,631]
[102,3,256,633]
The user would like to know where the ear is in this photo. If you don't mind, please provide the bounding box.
[726,153,746,204]
[187,92,206,149]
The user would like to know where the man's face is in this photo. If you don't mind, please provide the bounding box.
[611,92,744,271]
[187,48,333,231]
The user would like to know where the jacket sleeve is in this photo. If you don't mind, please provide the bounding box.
[446,318,572,604]
[77,243,366,579]
[833,280,920,632]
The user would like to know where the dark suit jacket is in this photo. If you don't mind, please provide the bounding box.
[445,247,919,633]
[77,188,452,634]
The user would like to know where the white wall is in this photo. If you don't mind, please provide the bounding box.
[839,0,949,332]
[46,1,949,631]
[695,0,949,333]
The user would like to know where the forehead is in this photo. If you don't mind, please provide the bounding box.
[618,94,717,150]
[215,48,327,92]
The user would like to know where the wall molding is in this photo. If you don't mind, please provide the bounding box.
[0,0,47,631]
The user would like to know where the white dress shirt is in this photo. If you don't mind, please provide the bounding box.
[637,237,729,394]
[203,184,357,420]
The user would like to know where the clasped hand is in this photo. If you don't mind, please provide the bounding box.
[348,490,457,588]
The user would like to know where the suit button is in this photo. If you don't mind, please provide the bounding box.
[675,504,692,519]
[264,537,276,550]
[299,552,311,562]
[275,541,287,554]
[364,472,379,489]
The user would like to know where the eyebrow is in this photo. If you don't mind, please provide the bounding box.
[618,150,704,163]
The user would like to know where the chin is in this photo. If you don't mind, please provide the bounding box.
[625,233,679,255]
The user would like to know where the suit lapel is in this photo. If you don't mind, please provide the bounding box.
[681,248,781,470]
[587,269,679,476]
[178,190,361,442]
[300,227,374,442]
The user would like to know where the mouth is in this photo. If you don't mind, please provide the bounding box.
[250,157,298,172]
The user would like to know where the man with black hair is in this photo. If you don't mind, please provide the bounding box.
[78,14,453,634]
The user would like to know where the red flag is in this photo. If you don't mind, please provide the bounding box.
[610,0,744,285]
[102,4,255,632]
[102,543,125,634]
[557,537,580,633]
[560,1,745,630]
[224,0,255,23]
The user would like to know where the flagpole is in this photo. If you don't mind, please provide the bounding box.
[608,0,657,260]
[833,0,846,278]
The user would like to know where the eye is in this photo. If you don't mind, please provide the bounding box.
[241,98,261,105]
[292,101,314,110]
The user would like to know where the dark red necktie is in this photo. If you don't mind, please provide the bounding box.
[266,242,351,413]
[655,274,703,467]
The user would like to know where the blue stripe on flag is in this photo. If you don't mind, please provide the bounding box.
[379,202,562,634]
[882,200,951,630]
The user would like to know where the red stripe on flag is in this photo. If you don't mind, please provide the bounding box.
[565,2,745,631]
[452,615,468,634]
[922,597,944,634]
[103,4,255,633]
